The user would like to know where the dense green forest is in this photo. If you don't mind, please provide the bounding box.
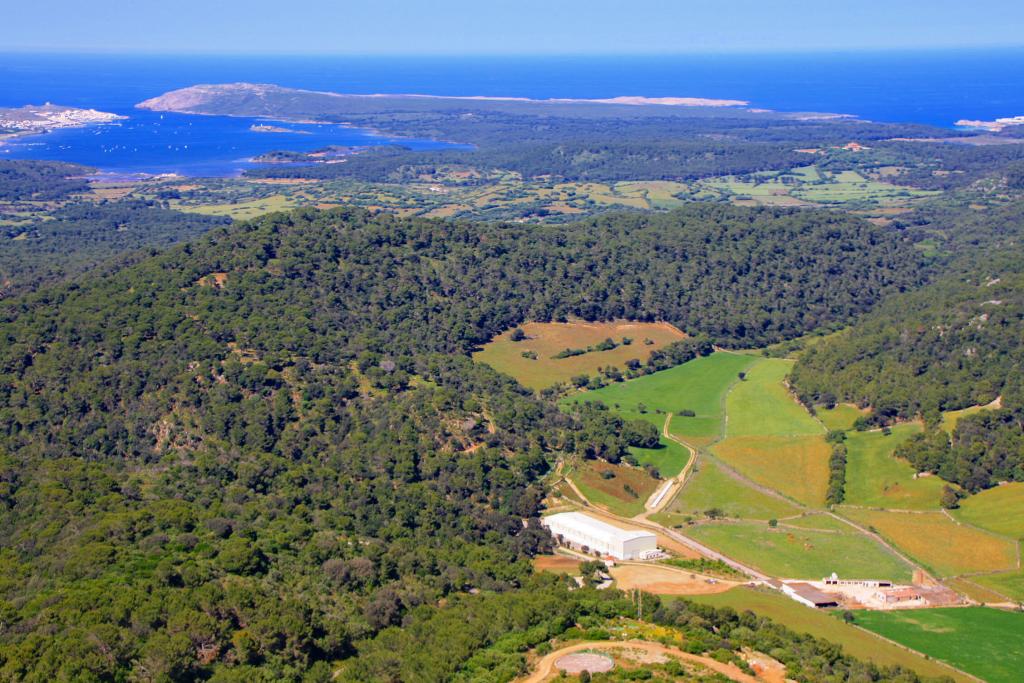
[0,204,929,679]
[0,159,92,200]
[1,200,229,297]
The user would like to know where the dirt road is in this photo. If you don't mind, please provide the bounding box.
[517,639,761,683]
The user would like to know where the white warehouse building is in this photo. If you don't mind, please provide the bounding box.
[542,512,658,560]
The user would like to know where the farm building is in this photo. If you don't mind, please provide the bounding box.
[542,512,658,560]
[874,587,923,605]
[781,582,840,609]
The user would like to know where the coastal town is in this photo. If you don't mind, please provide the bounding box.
[0,103,124,141]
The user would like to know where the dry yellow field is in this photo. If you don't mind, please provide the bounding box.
[473,320,686,390]
[712,435,831,507]
[610,564,738,595]
[843,509,1018,577]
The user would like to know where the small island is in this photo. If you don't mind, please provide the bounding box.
[249,124,311,134]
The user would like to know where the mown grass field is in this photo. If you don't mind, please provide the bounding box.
[689,588,972,682]
[843,509,1019,577]
[686,520,913,581]
[664,458,801,521]
[474,320,686,390]
[954,482,1024,538]
[816,404,867,431]
[710,358,830,506]
[851,607,1024,683]
[563,352,755,446]
[572,460,659,517]
[841,424,943,510]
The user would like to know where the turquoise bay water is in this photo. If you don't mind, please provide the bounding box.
[2,50,1023,176]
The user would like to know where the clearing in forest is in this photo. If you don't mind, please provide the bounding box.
[710,358,830,506]
[691,588,973,682]
[842,509,1018,577]
[841,424,943,510]
[851,607,1024,683]
[685,519,913,581]
[474,320,686,390]
[816,403,868,431]
[563,351,755,447]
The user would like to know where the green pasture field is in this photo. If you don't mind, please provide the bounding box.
[629,437,691,479]
[689,588,973,682]
[841,424,943,510]
[723,359,822,437]
[685,519,913,581]
[664,458,801,521]
[851,607,1024,683]
[562,351,755,446]
[954,482,1024,539]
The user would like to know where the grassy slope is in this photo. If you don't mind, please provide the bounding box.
[852,607,1024,683]
[816,404,866,431]
[842,424,943,510]
[564,352,755,447]
[686,520,913,581]
[954,482,1024,539]
[843,509,1018,577]
[711,358,830,507]
[629,437,691,479]
[689,588,972,682]
[573,460,658,517]
[665,459,801,521]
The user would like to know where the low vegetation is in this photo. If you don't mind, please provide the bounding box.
[850,607,1024,683]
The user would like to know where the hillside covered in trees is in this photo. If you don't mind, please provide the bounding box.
[1,200,229,297]
[790,253,1024,491]
[0,205,929,680]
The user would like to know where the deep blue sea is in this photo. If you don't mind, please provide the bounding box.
[2,50,1023,177]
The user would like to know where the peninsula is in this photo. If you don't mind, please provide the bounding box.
[0,103,124,143]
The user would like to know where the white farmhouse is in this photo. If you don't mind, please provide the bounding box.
[542,512,657,560]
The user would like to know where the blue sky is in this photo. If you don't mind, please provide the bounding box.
[5,0,1024,54]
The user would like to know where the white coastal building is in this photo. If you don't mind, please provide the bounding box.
[542,512,657,560]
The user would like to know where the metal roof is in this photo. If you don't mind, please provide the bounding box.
[543,512,655,543]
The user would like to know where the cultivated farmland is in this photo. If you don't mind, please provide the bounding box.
[572,460,660,518]
[691,588,973,682]
[710,358,830,506]
[660,458,801,522]
[851,607,1024,683]
[474,320,686,390]
[841,424,943,510]
[842,509,1019,577]
[685,519,914,581]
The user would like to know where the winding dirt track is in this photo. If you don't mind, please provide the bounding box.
[517,640,761,683]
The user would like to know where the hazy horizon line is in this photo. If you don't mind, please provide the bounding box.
[4,44,1024,58]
